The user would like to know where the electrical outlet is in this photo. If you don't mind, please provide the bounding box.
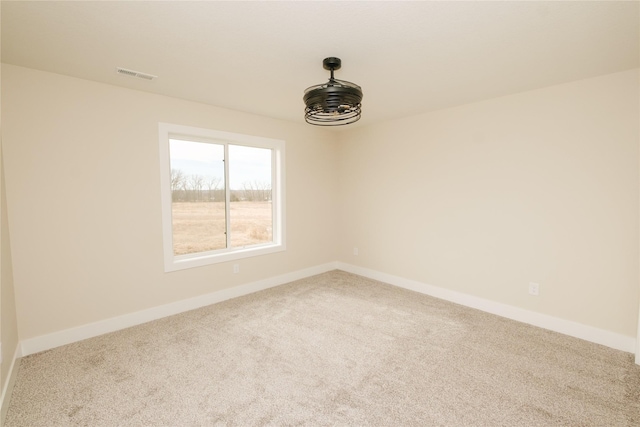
[353,247,359,256]
[233,264,240,274]
[528,282,539,296]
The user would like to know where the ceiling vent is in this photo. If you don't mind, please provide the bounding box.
[115,67,157,81]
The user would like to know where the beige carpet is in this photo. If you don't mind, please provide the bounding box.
[5,270,640,426]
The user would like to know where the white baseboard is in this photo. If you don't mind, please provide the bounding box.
[17,260,638,360]
[336,262,637,355]
[20,262,338,357]
[1,345,22,426]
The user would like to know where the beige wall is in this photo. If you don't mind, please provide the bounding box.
[1,151,18,384]
[1,10,21,403]
[1,64,339,340]
[338,69,639,338]
[637,67,640,362]
[2,63,639,347]
[1,13,21,411]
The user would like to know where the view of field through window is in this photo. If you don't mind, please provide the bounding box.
[169,139,273,256]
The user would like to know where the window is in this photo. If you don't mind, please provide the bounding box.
[159,123,285,272]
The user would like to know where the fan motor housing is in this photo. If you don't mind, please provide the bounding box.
[323,57,342,71]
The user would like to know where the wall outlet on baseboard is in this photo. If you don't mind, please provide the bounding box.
[233,264,240,274]
[353,247,359,256]
[529,282,540,296]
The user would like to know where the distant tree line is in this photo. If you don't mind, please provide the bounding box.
[171,169,271,202]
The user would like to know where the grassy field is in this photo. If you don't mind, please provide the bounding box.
[171,201,272,255]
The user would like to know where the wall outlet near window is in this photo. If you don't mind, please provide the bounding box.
[233,264,240,274]
[353,247,359,256]
[528,282,539,296]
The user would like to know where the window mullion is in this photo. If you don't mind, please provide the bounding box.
[224,143,231,249]
[271,149,277,243]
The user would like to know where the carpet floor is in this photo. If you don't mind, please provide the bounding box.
[5,270,640,426]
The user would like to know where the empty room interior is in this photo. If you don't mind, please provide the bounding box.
[0,1,639,425]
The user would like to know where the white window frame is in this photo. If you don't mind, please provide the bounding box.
[159,123,286,272]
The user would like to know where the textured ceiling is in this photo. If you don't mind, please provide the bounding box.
[2,1,638,129]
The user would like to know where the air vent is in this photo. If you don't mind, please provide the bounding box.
[115,67,157,81]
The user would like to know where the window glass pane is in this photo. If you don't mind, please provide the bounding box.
[228,145,273,248]
[169,139,225,255]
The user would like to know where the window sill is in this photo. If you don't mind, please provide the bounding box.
[164,243,285,272]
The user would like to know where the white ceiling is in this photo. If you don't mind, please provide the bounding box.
[2,1,638,129]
